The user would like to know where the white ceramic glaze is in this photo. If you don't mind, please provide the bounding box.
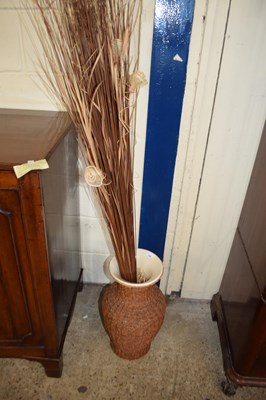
[108,248,163,288]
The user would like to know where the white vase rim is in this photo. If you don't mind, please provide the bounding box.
[108,248,164,288]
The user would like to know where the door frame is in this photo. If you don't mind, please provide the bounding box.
[162,0,266,299]
[161,0,231,294]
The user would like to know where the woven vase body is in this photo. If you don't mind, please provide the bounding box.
[99,282,166,360]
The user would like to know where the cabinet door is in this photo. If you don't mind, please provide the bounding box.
[219,120,266,378]
[238,121,266,297]
[0,189,33,343]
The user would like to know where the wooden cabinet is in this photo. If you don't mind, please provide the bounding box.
[211,121,266,395]
[0,109,82,377]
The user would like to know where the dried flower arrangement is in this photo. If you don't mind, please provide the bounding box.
[28,0,146,283]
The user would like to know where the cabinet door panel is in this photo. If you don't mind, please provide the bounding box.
[220,231,262,376]
[0,190,33,342]
[238,121,266,296]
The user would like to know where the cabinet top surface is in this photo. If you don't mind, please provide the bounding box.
[0,109,72,166]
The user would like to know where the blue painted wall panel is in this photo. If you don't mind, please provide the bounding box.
[139,0,195,259]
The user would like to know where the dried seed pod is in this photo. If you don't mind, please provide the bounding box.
[129,71,148,92]
[84,166,104,187]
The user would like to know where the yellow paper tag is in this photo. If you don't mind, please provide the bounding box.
[13,159,49,179]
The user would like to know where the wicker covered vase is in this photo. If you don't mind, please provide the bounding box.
[99,249,166,360]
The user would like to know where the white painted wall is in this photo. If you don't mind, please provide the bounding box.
[164,0,266,299]
[0,0,155,283]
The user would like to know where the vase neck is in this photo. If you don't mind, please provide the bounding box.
[115,282,155,300]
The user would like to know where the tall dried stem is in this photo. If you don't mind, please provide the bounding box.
[29,0,141,282]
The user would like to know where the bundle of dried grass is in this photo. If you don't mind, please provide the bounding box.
[29,0,143,282]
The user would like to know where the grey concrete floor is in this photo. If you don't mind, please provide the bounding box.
[0,284,265,400]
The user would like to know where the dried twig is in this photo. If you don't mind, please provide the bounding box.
[28,0,142,282]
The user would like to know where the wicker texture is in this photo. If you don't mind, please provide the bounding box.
[99,282,166,360]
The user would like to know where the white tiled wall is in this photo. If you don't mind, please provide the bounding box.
[0,1,155,283]
[0,1,58,110]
